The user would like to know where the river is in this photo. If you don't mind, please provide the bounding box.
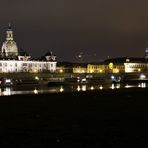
[0,82,147,96]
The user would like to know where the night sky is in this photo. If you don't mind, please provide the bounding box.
[0,0,148,62]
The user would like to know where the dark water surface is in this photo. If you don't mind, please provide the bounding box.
[0,88,148,147]
[0,82,147,96]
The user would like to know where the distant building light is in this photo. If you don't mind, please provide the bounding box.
[59,69,63,73]
[5,79,11,83]
[33,69,38,73]
[99,69,103,73]
[140,74,146,79]
[35,76,39,80]
[113,68,119,73]
[109,63,113,70]
[86,75,93,78]
[126,58,130,62]
[90,70,94,73]
[111,75,115,80]
[81,78,86,83]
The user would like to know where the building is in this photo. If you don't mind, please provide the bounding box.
[73,63,87,73]
[87,63,106,73]
[56,62,73,73]
[105,57,148,73]
[104,58,125,73]
[124,58,148,73]
[0,25,57,73]
[1,24,18,57]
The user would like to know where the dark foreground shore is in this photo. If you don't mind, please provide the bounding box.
[0,88,148,147]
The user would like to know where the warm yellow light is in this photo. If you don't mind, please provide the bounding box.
[116,84,120,89]
[111,84,115,89]
[60,69,63,73]
[90,70,94,73]
[33,69,38,73]
[138,68,141,72]
[109,63,113,70]
[77,85,81,91]
[34,89,38,94]
[113,68,119,73]
[90,86,94,90]
[99,85,103,90]
[35,76,39,80]
[3,69,7,73]
[60,86,64,92]
[99,69,103,73]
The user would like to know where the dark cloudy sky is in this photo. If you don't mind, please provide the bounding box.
[0,0,148,62]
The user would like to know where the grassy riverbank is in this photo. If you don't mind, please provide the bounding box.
[0,88,148,147]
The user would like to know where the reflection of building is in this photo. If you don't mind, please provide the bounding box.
[0,25,57,73]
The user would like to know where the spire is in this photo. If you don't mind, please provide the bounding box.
[6,23,13,41]
[8,23,12,30]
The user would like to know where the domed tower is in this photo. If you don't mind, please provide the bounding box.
[145,43,148,59]
[1,24,18,58]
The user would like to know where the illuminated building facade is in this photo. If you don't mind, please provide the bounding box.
[0,25,57,73]
[105,58,148,73]
[87,64,106,73]
[124,62,148,73]
[73,63,87,73]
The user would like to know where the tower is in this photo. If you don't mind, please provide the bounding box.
[6,23,14,41]
[1,24,18,58]
[145,43,148,59]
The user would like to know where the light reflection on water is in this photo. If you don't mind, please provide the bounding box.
[90,86,94,90]
[59,86,64,92]
[0,82,147,96]
[77,85,81,91]
[138,82,146,88]
[34,88,38,94]
[82,85,87,91]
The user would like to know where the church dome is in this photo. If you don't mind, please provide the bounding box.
[1,24,18,57]
[2,40,18,56]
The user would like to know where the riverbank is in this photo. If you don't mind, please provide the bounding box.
[0,88,148,147]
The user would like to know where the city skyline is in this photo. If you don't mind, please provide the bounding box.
[0,0,148,62]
